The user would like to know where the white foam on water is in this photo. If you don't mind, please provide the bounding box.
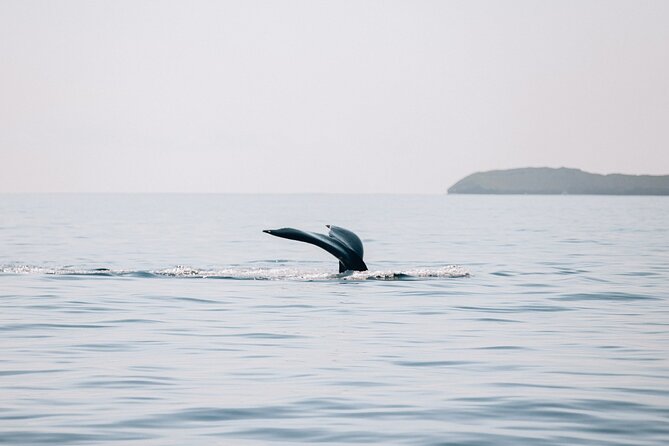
[2,264,469,281]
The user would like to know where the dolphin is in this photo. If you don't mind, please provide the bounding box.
[263,225,368,272]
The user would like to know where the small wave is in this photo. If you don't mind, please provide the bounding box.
[1,264,469,281]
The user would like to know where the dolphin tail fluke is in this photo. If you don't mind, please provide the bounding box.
[339,262,347,273]
[263,225,368,272]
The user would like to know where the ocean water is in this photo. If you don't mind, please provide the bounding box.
[1,194,668,445]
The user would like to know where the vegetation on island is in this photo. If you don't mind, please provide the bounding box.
[448,167,669,195]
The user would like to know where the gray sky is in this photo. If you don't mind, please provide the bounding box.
[2,0,668,193]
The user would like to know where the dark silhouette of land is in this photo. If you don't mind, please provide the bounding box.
[448,167,669,195]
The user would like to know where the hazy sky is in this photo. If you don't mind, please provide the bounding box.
[2,0,668,193]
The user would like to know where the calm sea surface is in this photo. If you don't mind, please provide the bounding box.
[1,194,668,445]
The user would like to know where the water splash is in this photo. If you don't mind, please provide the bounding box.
[1,264,469,281]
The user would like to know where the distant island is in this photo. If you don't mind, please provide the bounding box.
[448,167,669,195]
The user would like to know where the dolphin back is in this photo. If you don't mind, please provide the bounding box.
[263,225,368,272]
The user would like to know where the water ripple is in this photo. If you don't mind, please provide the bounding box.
[555,292,659,301]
